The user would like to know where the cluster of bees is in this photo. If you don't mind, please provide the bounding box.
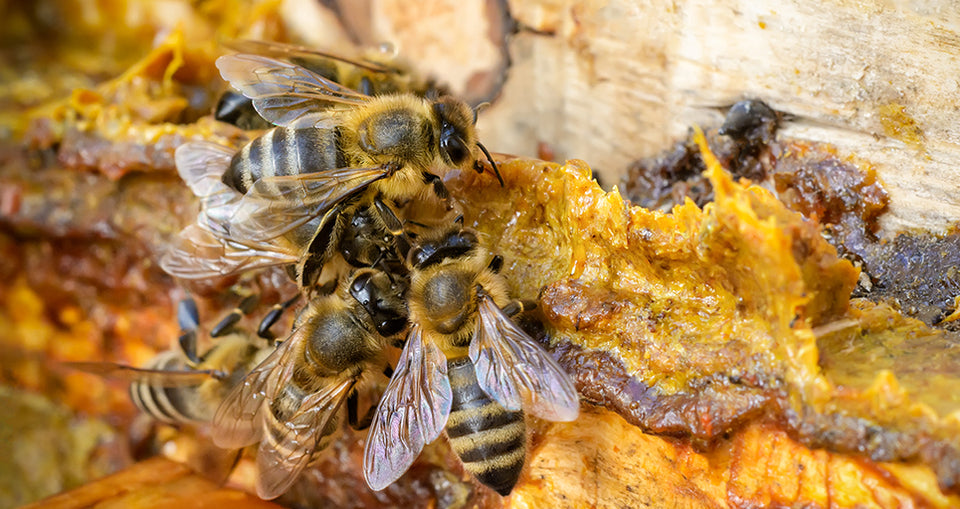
[83,41,579,500]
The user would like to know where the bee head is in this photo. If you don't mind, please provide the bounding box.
[432,97,503,186]
[408,228,479,269]
[432,97,477,167]
[349,269,409,338]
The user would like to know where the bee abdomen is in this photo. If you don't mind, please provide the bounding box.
[262,384,339,461]
[223,127,346,194]
[446,357,526,496]
[130,351,206,424]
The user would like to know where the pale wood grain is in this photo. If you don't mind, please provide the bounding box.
[358,0,960,234]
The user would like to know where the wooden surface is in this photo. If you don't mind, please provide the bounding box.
[346,0,960,234]
[3,1,960,507]
[21,457,283,509]
[514,407,959,509]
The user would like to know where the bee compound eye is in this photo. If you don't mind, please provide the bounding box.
[442,135,469,165]
[350,272,374,306]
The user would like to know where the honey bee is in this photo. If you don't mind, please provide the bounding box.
[212,267,409,499]
[214,40,442,130]
[158,140,409,288]
[162,45,498,287]
[67,297,275,425]
[363,226,580,495]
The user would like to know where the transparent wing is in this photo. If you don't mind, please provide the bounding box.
[216,54,369,128]
[363,325,451,491]
[172,141,244,237]
[228,164,395,243]
[255,377,356,499]
[165,141,302,280]
[159,224,298,280]
[63,362,219,386]
[223,39,393,74]
[173,141,247,236]
[469,295,580,422]
[212,328,301,449]
[174,141,234,198]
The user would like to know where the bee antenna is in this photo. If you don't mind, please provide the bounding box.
[476,142,503,187]
[471,102,493,125]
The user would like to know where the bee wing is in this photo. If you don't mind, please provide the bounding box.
[164,141,302,279]
[160,223,299,280]
[174,141,234,198]
[64,362,219,386]
[172,141,244,237]
[216,54,369,128]
[173,141,248,236]
[255,377,356,499]
[228,164,395,243]
[468,295,580,422]
[363,325,452,491]
[223,39,394,74]
[212,327,302,449]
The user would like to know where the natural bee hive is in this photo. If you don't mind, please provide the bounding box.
[2,1,960,508]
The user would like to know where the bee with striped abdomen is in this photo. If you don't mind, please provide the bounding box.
[161,44,497,289]
[212,267,409,499]
[363,225,580,496]
[66,297,275,426]
[159,139,412,289]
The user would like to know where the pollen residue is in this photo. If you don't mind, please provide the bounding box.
[878,102,925,150]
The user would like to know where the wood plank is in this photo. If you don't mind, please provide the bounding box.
[21,458,282,509]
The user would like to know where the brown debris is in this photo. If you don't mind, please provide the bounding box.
[450,149,960,498]
[621,99,781,211]
[621,100,960,329]
[855,232,960,328]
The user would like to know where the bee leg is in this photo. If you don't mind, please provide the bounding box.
[299,207,343,288]
[487,255,504,273]
[502,299,538,317]
[346,392,376,430]
[177,297,200,331]
[421,170,450,200]
[257,294,302,343]
[176,298,201,365]
[373,253,407,283]
[373,196,404,235]
[313,279,338,296]
[210,294,259,337]
[373,196,413,261]
[178,330,199,366]
[359,76,374,96]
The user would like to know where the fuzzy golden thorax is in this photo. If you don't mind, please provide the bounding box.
[298,284,387,379]
[340,95,441,170]
[407,246,510,356]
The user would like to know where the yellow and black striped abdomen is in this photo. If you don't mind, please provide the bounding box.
[223,127,346,194]
[445,356,526,496]
[129,351,209,425]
